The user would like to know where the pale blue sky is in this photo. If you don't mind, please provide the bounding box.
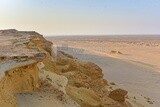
[0,0,160,35]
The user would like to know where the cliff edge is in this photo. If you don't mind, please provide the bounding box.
[0,29,138,107]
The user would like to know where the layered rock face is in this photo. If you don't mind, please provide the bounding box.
[0,29,130,107]
[0,29,49,107]
[0,63,39,106]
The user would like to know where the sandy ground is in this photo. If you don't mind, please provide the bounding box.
[49,37,160,70]
[47,36,160,107]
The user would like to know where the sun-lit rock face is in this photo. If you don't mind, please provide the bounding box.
[50,53,129,107]
[0,63,39,106]
[0,29,49,107]
[0,29,130,107]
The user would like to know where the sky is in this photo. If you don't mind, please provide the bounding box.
[0,0,160,35]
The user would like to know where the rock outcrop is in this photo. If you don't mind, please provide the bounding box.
[110,50,123,55]
[109,89,128,102]
[0,29,131,107]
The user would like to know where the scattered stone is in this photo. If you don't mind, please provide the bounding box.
[147,100,153,104]
[125,95,129,99]
[110,82,116,85]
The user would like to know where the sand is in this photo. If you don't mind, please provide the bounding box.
[49,36,160,70]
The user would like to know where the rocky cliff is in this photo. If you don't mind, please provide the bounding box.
[0,29,133,107]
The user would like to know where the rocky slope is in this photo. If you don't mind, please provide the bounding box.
[0,29,134,107]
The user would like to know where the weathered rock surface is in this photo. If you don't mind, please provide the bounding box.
[0,29,131,107]
[109,89,128,102]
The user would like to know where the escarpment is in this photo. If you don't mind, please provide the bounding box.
[0,30,47,107]
[0,29,133,107]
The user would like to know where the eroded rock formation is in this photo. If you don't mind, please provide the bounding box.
[0,29,131,107]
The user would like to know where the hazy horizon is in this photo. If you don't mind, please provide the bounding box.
[0,0,160,35]
[45,34,160,37]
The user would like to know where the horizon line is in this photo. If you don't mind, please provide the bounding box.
[45,34,160,37]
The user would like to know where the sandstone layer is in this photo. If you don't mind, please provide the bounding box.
[0,29,134,107]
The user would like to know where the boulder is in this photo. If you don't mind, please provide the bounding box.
[109,89,128,102]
